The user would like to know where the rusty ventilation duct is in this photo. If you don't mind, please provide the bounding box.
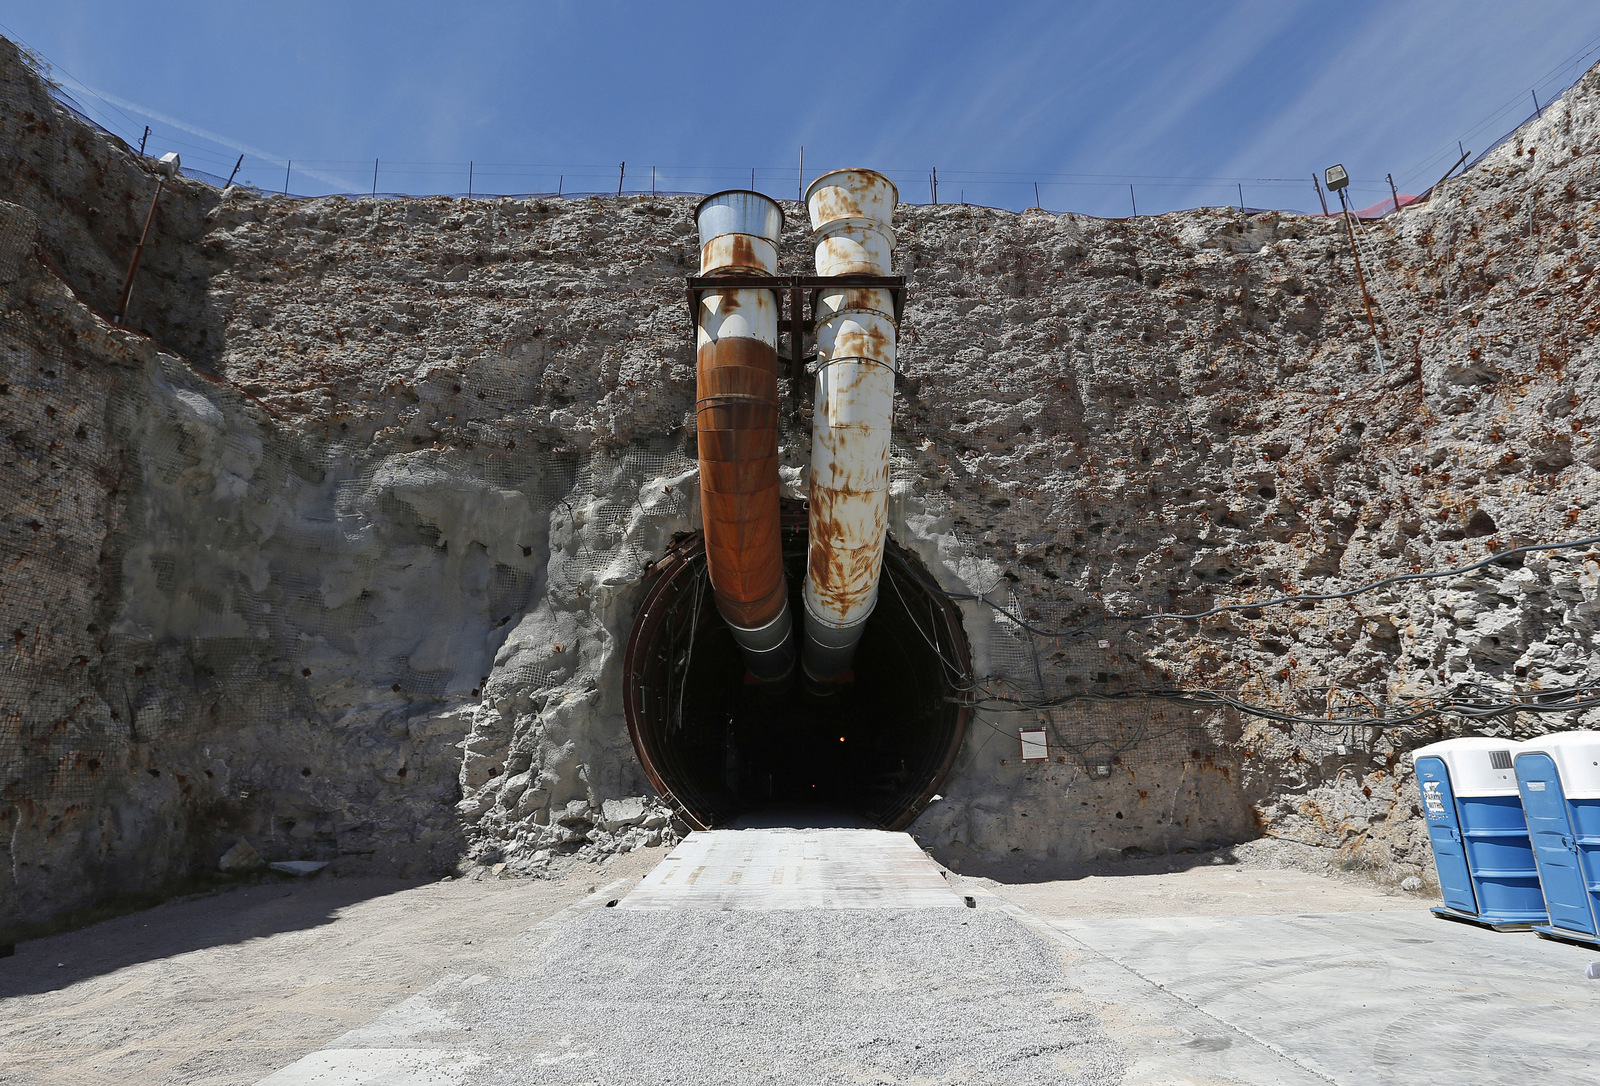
[801,169,900,685]
[691,192,796,681]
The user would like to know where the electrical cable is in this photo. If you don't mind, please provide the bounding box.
[957,674,1600,731]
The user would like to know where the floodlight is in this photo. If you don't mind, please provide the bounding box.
[1324,164,1349,192]
[156,152,181,179]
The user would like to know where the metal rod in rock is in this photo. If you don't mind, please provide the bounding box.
[115,177,166,324]
[226,155,243,188]
[1337,188,1384,373]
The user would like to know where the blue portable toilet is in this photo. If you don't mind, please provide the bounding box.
[1412,737,1547,928]
[1514,730,1600,946]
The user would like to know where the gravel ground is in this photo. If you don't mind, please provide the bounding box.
[347,907,1127,1086]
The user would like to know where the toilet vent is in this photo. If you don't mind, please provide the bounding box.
[1489,750,1514,770]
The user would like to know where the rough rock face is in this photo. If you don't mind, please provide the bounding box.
[5,34,1600,930]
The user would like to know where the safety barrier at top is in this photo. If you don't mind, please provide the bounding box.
[35,58,1592,224]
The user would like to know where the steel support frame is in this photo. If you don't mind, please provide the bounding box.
[686,273,907,401]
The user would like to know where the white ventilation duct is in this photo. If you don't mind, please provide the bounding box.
[801,169,899,685]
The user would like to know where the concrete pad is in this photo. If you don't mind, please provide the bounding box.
[1034,906,1600,1085]
[620,827,965,910]
[985,860,1407,919]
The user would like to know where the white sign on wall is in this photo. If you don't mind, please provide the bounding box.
[1019,728,1049,761]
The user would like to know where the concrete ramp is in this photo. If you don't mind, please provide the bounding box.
[620,828,964,909]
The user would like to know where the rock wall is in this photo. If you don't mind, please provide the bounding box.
[5,35,1600,930]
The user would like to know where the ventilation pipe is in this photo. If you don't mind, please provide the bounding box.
[801,169,899,685]
[692,191,795,681]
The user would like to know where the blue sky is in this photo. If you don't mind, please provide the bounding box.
[6,1,1600,215]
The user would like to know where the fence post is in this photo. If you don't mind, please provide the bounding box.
[618,161,625,197]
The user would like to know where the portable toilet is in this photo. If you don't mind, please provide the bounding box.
[1514,730,1600,946]
[1412,737,1546,928]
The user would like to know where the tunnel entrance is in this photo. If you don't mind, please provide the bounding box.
[624,502,972,830]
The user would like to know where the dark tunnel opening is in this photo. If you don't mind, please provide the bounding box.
[624,502,973,830]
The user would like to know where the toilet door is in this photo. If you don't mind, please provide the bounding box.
[1416,756,1477,915]
[1516,752,1595,936]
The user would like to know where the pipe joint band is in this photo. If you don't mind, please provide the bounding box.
[808,354,898,376]
[808,217,897,246]
[726,601,794,652]
[812,305,898,330]
[802,591,877,636]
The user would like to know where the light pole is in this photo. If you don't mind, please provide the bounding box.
[1325,163,1384,372]
[115,151,180,325]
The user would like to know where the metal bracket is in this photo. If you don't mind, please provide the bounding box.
[687,273,907,414]
[685,274,907,329]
